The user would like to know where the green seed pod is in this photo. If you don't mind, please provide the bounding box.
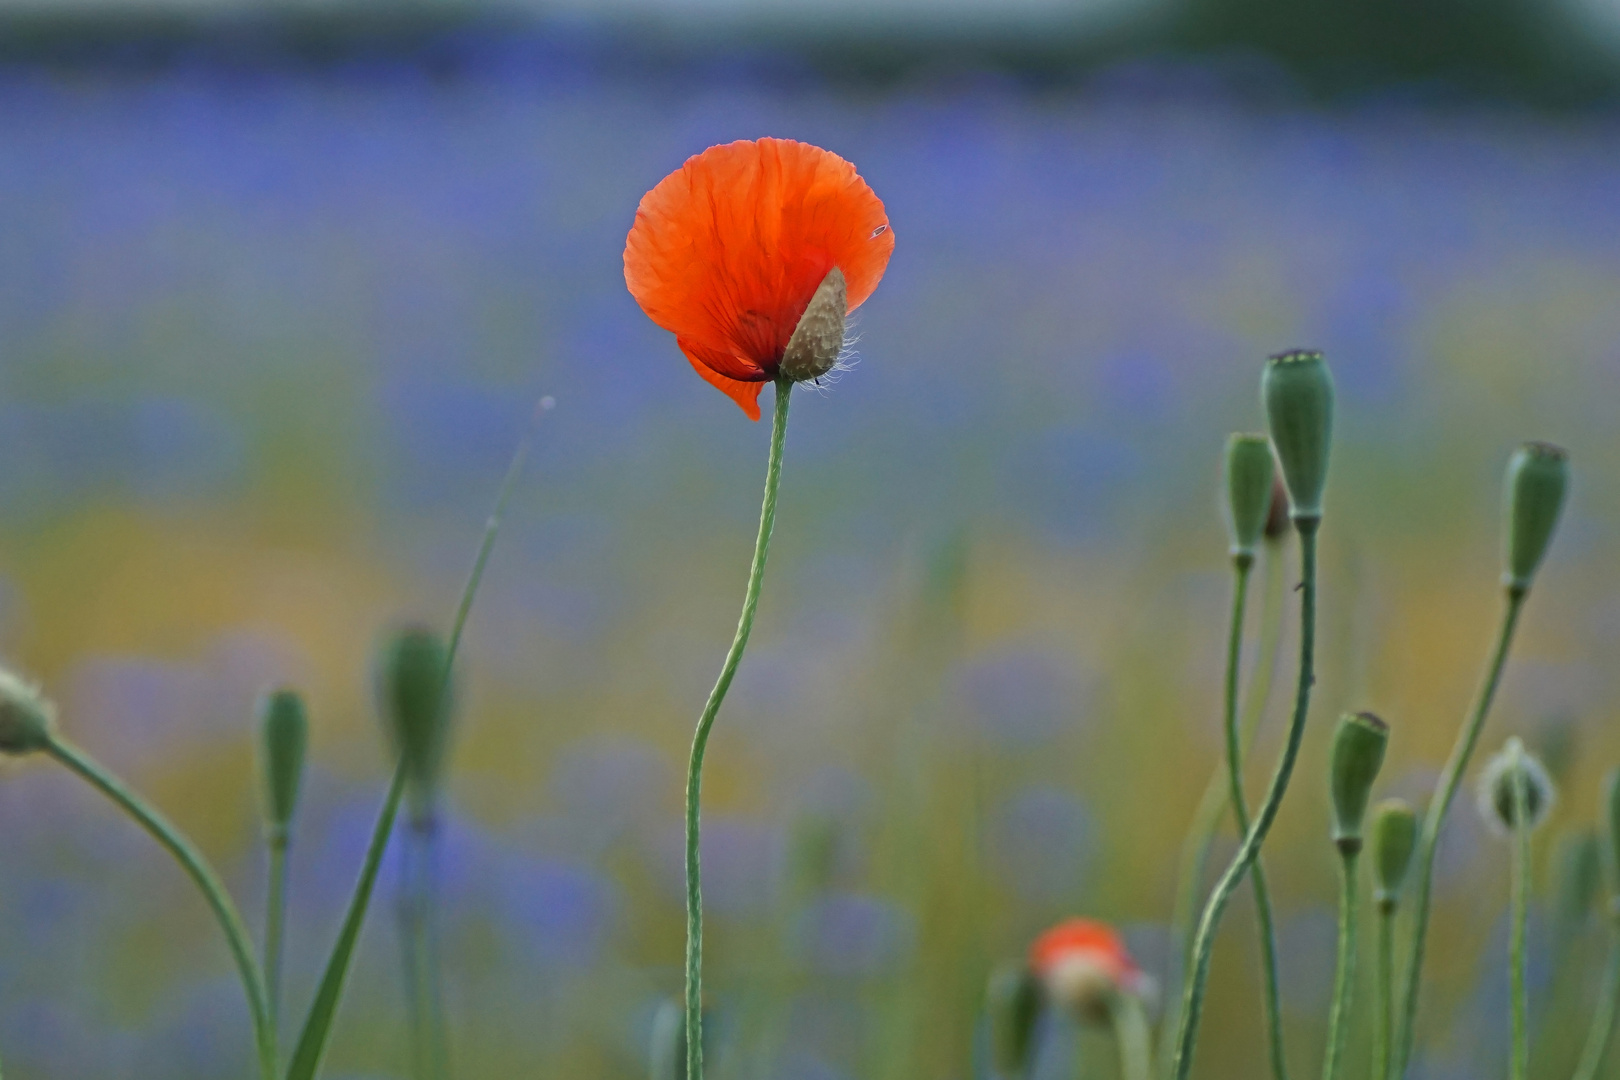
[1552,827,1602,927]
[0,668,56,756]
[257,688,308,839]
[1330,712,1389,852]
[1224,433,1276,561]
[1262,349,1334,522]
[987,963,1045,1077]
[377,626,455,820]
[1371,799,1419,909]
[1477,737,1556,836]
[1503,442,1569,592]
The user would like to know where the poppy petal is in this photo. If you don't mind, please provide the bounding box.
[681,342,767,421]
[626,138,893,405]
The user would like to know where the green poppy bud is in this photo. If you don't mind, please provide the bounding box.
[1329,712,1389,852]
[1371,798,1418,910]
[257,688,308,840]
[1552,827,1602,927]
[1262,349,1334,523]
[1224,433,1275,562]
[1503,442,1569,593]
[987,963,1044,1077]
[377,626,455,821]
[0,668,56,756]
[1477,737,1556,836]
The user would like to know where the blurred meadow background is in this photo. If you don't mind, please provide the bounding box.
[4,0,1620,1076]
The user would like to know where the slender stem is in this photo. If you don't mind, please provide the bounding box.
[285,404,532,1080]
[1323,848,1360,1080]
[266,832,290,1034]
[400,817,450,1080]
[1394,587,1527,1077]
[686,378,793,1080]
[1161,542,1286,1071]
[1224,555,1289,1080]
[1510,769,1531,1080]
[45,735,275,1080]
[1572,915,1620,1080]
[1111,993,1154,1080]
[1171,518,1320,1080]
[1373,902,1395,1080]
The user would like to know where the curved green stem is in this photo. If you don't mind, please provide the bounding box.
[1511,769,1531,1080]
[266,832,290,1035]
[686,378,793,1080]
[1373,902,1395,1080]
[1224,555,1289,1080]
[1394,586,1527,1077]
[1572,916,1620,1080]
[1161,542,1286,1072]
[1323,849,1360,1080]
[1171,518,1320,1080]
[45,735,275,1080]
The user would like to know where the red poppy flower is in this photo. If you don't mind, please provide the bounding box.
[1029,918,1151,1020]
[624,137,894,420]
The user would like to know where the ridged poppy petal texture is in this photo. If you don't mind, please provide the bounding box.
[625,137,894,420]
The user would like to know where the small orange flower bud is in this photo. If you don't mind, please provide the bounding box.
[1028,918,1151,1024]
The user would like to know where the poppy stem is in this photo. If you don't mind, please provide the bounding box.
[1572,913,1620,1080]
[685,377,793,1080]
[1161,540,1286,1069]
[1171,517,1320,1080]
[1223,553,1289,1080]
[400,814,451,1080]
[1110,993,1153,1080]
[1510,764,1531,1080]
[43,734,276,1080]
[265,828,289,1035]
[1322,847,1360,1080]
[1393,585,1527,1078]
[1373,899,1396,1080]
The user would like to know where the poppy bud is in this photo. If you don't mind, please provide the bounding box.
[1552,827,1602,926]
[1262,475,1291,543]
[1502,442,1569,593]
[1029,918,1151,1026]
[257,688,308,840]
[1329,712,1388,853]
[1224,433,1275,562]
[377,627,455,820]
[1477,737,1556,836]
[1371,798,1418,910]
[1262,349,1334,523]
[986,963,1044,1076]
[779,267,848,383]
[0,668,55,756]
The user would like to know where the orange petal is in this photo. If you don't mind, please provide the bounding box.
[681,342,767,421]
[625,138,893,391]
